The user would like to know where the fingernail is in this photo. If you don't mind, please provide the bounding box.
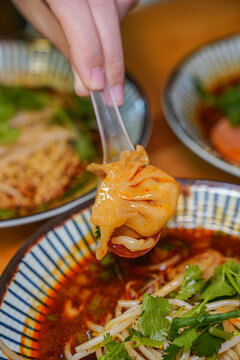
[73,69,82,95]
[73,69,89,96]
[90,66,105,90]
[74,78,81,96]
[111,84,124,105]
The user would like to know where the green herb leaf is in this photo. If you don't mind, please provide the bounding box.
[99,270,114,281]
[46,313,57,321]
[99,334,132,360]
[163,344,181,360]
[194,77,240,127]
[173,328,198,352]
[0,208,16,219]
[0,102,15,122]
[220,260,240,295]
[160,242,173,251]
[138,294,172,341]
[176,265,203,301]
[0,85,48,111]
[200,262,236,302]
[0,122,20,144]
[95,225,101,240]
[192,326,224,358]
[88,294,103,311]
[194,77,217,106]
[182,304,208,319]
[73,134,96,161]
[100,253,115,266]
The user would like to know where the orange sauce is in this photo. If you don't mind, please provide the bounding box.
[36,229,240,360]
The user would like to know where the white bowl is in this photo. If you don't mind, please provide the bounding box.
[162,34,240,178]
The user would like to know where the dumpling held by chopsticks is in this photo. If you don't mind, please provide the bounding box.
[87,145,180,260]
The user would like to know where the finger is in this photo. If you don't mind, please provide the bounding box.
[46,0,105,91]
[116,0,139,20]
[89,0,124,105]
[12,0,70,60]
[12,0,89,98]
[72,67,90,97]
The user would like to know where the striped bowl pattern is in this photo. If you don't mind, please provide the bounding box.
[0,38,151,227]
[0,180,240,359]
[162,34,240,178]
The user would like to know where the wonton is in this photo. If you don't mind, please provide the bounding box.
[87,145,180,259]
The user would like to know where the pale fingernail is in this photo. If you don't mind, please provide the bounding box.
[111,84,124,105]
[74,80,81,96]
[73,71,82,95]
[90,66,105,90]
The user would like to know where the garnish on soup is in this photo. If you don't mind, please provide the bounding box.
[195,77,240,165]
[30,229,240,360]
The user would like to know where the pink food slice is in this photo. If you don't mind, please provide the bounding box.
[210,117,240,165]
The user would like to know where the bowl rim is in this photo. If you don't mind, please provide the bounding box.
[0,37,152,227]
[161,32,240,178]
[0,178,240,305]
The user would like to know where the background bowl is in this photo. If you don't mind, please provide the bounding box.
[0,38,151,227]
[162,34,240,178]
[0,179,240,359]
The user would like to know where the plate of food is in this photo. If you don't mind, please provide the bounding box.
[0,38,151,227]
[0,176,240,360]
[162,34,240,178]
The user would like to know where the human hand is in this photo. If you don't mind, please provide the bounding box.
[12,0,138,105]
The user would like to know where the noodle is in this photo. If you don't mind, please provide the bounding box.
[75,318,134,353]
[180,350,191,360]
[86,321,104,333]
[219,334,240,354]
[138,344,156,359]
[71,251,240,360]
[118,300,140,308]
[105,305,141,331]
[147,254,181,271]
[168,299,193,310]
[154,274,183,297]
[206,300,240,311]
[111,236,155,252]
[95,348,103,357]
[65,343,73,360]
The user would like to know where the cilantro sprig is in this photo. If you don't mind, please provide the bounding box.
[134,260,240,360]
[191,326,224,358]
[95,225,101,240]
[99,334,131,360]
[97,260,240,359]
[176,265,203,301]
[200,260,240,302]
[137,294,172,341]
[194,77,240,127]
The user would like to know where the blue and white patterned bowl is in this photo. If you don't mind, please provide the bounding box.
[0,179,240,359]
[162,34,240,178]
[0,38,151,227]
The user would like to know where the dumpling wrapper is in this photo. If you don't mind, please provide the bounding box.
[87,145,180,260]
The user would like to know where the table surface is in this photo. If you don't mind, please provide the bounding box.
[0,0,240,275]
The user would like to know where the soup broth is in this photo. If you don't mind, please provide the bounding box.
[35,229,240,360]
